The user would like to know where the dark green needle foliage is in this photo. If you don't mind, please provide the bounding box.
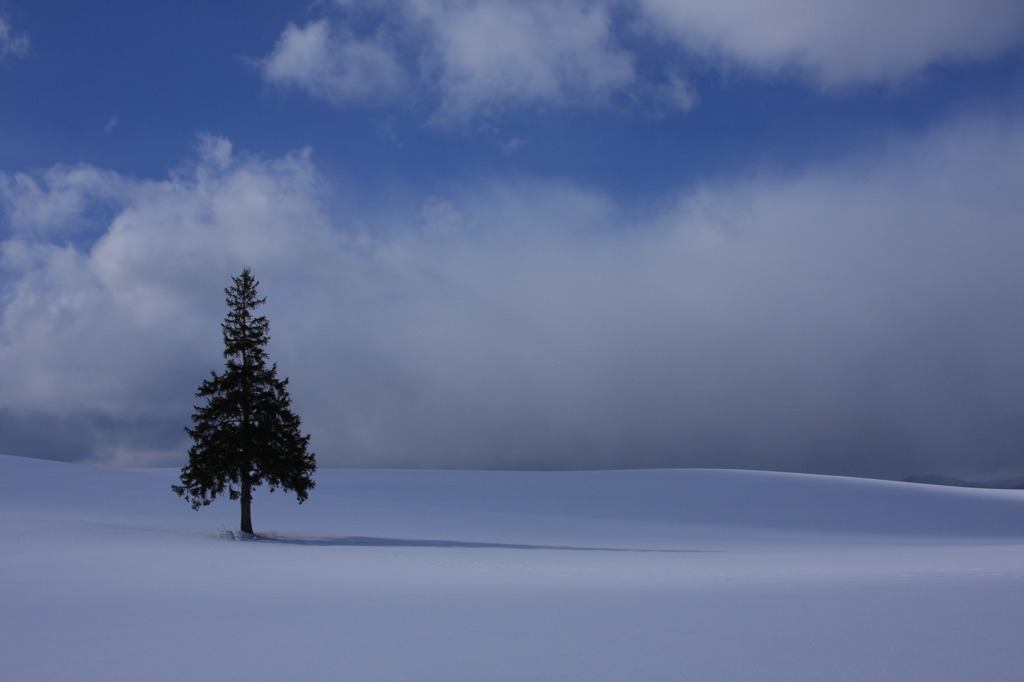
[172,268,316,534]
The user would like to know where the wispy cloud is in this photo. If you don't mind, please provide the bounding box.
[499,136,526,155]
[0,164,128,235]
[0,16,29,62]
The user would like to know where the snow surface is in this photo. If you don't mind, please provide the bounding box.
[2,453,1024,681]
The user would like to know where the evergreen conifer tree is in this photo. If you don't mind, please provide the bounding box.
[172,268,316,535]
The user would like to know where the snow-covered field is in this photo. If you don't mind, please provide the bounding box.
[2,454,1023,681]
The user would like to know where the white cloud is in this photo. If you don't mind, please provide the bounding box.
[0,164,128,234]
[262,19,407,105]
[638,0,1024,87]
[261,0,634,121]
[260,0,1024,121]
[2,116,1024,476]
[0,17,29,62]
[0,137,340,422]
[408,0,634,120]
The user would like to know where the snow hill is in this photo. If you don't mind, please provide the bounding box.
[902,472,1024,489]
[2,454,1024,681]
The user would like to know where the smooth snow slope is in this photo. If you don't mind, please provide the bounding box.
[2,454,1023,681]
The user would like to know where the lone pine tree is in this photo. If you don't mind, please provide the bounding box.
[173,268,316,535]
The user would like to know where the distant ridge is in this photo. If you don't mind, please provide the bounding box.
[902,473,1024,490]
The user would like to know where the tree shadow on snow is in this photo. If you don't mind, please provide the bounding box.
[229,533,717,553]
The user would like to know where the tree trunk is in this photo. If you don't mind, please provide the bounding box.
[240,473,253,535]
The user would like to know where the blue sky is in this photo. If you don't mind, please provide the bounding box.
[2,1,1024,479]
[5,1,1019,199]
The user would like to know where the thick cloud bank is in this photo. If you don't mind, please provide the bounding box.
[2,114,1022,477]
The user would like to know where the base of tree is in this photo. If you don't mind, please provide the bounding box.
[220,529,260,541]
